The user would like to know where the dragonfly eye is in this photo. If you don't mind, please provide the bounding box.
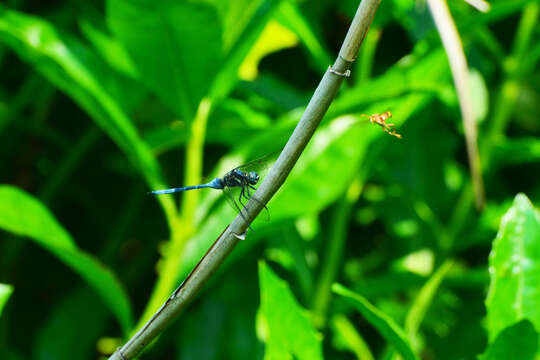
[248,171,259,184]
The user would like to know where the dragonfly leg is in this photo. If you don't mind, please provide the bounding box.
[238,187,246,208]
[245,185,252,199]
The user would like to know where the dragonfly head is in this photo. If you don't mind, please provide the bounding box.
[247,171,259,185]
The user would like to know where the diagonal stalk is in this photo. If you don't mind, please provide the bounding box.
[109,0,382,358]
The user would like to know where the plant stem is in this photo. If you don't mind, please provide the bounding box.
[109,1,381,358]
[427,0,485,210]
[135,98,211,331]
[447,3,539,240]
[312,180,362,327]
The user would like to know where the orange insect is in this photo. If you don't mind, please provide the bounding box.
[360,111,402,139]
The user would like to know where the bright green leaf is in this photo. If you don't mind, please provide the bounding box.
[107,0,222,120]
[0,283,13,317]
[486,193,540,342]
[479,320,538,360]
[468,69,489,123]
[332,283,419,360]
[258,262,323,360]
[0,185,133,335]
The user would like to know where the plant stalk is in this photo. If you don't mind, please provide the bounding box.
[109,0,381,358]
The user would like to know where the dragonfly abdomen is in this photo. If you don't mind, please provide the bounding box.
[149,177,224,195]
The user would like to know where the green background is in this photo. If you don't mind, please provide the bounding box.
[0,0,539,359]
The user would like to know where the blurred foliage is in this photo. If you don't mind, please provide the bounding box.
[0,0,539,359]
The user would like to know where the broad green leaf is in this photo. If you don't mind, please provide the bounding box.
[107,0,222,120]
[78,19,138,78]
[332,283,419,360]
[479,320,538,360]
[0,6,177,226]
[0,283,13,317]
[0,185,133,335]
[485,193,540,342]
[258,262,323,360]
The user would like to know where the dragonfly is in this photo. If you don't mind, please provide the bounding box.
[149,154,275,220]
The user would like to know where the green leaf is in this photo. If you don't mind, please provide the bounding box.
[0,283,13,317]
[276,1,332,72]
[258,262,323,360]
[332,283,419,360]
[492,137,540,167]
[0,185,133,335]
[405,260,454,344]
[107,0,222,120]
[486,193,540,342]
[0,6,177,226]
[479,320,538,360]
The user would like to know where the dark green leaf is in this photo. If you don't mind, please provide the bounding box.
[332,283,419,360]
[479,320,538,360]
[0,185,133,335]
[0,6,177,224]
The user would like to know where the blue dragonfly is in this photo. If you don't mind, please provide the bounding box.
[149,154,274,220]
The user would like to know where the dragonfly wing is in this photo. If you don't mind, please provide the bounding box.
[233,151,279,174]
[222,186,248,220]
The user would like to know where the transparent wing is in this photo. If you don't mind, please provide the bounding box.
[222,182,270,222]
[233,151,279,176]
[222,186,248,220]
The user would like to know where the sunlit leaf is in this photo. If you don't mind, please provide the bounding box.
[258,262,323,360]
[485,193,540,342]
[0,185,133,335]
[0,283,13,318]
[479,320,538,360]
[238,20,298,80]
[332,283,419,360]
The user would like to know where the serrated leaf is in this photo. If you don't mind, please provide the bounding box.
[0,283,13,317]
[332,283,419,360]
[486,193,540,342]
[0,185,133,335]
[479,320,538,360]
[258,262,323,360]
